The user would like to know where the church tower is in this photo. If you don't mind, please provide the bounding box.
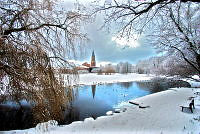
[91,50,96,67]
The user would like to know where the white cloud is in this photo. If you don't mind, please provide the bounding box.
[111,35,140,48]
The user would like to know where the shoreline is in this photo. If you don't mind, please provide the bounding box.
[3,87,200,134]
[1,74,200,134]
[77,73,154,86]
[48,87,200,134]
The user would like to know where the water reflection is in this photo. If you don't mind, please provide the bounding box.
[61,105,80,124]
[135,79,191,93]
[0,102,33,131]
[118,82,133,89]
[105,83,114,87]
[135,82,167,93]
[67,82,150,123]
[70,85,112,122]
[67,80,190,123]
[91,85,96,99]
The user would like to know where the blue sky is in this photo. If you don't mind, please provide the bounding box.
[63,0,157,65]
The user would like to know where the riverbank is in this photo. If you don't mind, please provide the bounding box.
[1,74,200,134]
[3,87,200,134]
[78,73,154,85]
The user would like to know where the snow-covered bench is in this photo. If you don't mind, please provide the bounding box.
[180,99,195,113]
[194,92,200,95]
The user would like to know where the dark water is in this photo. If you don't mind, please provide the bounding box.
[0,100,33,131]
[0,79,190,130]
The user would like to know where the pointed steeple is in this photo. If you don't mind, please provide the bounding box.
[91,50,96,67]
[92,50,95,57]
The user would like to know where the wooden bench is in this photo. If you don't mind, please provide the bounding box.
[180,99,195,113]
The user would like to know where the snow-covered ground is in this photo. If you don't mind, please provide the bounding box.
[2,73,200,134]
[77,73,154,85]
[185,79,200,88]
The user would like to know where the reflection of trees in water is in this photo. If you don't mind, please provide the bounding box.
[62,85,97,124]
[61,106,80,124]
[72,87,79,100]
[0,85,77,130]
[106,83,114,87]
[0,84,74,128]
[0,103,33,130]
[60,86,80,124]
[118,82,133,89]
[136,78,191,93]
[0,93,36,130]
[136,82,166,93]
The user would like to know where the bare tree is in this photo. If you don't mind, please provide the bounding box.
[161,56,197,77]
[0,0,88,124]
[150,3,200,78]
[134,55,197,77]
[93,0,198,37]
[93,0,200,78]
[103,64,116,75]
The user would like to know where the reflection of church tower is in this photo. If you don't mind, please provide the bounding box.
[91,85,96,99]
[91,51,96,67]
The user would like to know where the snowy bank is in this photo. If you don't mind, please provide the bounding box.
[183,78,200,88]
[3,87,200,134]
[77,73,153,85]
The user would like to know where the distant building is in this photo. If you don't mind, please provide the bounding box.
[76,51,99,73]
[82,62,90,68]
[91,50,96,67]
[89,50,98,72]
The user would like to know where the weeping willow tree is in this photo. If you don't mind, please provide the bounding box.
[0,0,88,124]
